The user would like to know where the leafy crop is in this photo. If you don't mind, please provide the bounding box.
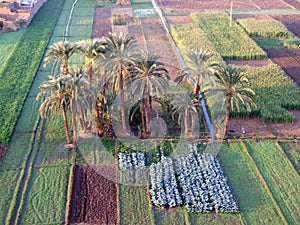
[0,0,64,145]
[191,12,267,59]
[237,18,294,38]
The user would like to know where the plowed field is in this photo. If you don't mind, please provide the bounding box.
[69,165,119,224]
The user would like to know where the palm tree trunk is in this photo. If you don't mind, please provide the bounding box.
[224,95,232,134]
[72,94,78,146]
[190,111,197,135]
[87,62,92,80]
[144,96,149,134]
[141,103,145,137]
[184,108,189,136]
[119,65,127,133]
[62,106,71,144]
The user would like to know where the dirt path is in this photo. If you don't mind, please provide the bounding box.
[69,165,118,224]
[228,110,300,137]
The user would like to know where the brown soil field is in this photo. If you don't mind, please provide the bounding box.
[69,165,119,224]
[272,14,300,37]
[228,110,300,137]
[282,0,300,10]
[93,8,112,38]
[251,0,293,9]
[112,6,133,17]
[141,18,181,80]
[225,59,270,67]
[156,0,258,11]
[128,18,147,49]
[166,16,193,25]
[265,48,300,86]
[0,145,7,162]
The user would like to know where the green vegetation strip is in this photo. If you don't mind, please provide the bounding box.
[0,29,25,66]
[19,166,70,224]
[235,64,300,122]
[170,24,224,63]
[189,213,243,225]
[191,12,267,60]
[0,0,65,145]
[218,142,285,225]
[119,185,154,225]
[245,141,300,224]
[154,208,187,225]
[279,142,300,174]
[237,18,294,38]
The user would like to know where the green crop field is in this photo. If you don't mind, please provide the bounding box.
[120,185,154,225]
[0,29,25,66]
[154,208,187,225]
[245,142,300,224]
[218,142,285,225]
[19,166,70,224]
[279,142,300,174]
[237,18,294,39]
[0,0,65,145]
[191,12,267,60]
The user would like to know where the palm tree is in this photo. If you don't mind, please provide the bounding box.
[175,49,217,98]
[128,50,170,135]
[36,75,72,144]
[44,41,76,75]
[62,66,96,145]
[74,39,106,81]
[171,92,197,137]
[210,65,256,134]
[104,32,136,135]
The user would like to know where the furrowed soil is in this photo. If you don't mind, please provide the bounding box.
[69,165,118,224]
[93,7,112,38]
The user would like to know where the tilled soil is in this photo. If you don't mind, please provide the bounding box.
[93,8,112,38]
[272,14,300,37]
[265,48,300,86]
[69,165,119,225]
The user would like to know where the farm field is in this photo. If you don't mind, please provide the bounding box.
[0,0,300,224]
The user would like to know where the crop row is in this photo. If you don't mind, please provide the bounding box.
[232,64,300,122]
[237,18,294,39]
[149,144,238,213]
[0,0,65,145]
[218,142,285,225]
[174,145,238,213]
[245,142,300,225]
[0,29,25,66]
[191,12,267,60]
[170,24,224,63]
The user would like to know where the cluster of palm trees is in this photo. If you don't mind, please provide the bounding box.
[37,32,256,147]
[37,32,170,147]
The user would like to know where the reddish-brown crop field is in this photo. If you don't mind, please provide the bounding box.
[166,16,193,25]
[141,18,181,80]
[272,14,300,37]
[265,48,300,86]
[93,8,112,38]
[69,165,119,224]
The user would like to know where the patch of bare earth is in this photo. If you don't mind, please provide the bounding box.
[0,145,7,162]
[265,48,300,86]
[166,15,193,25]
[141,18,181,80]
[251,0,293,9]
[69,165,119,225]
[228,110,300,137]
[156,0,258,12]
[128,18,147,50]
[93,8,112,38]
